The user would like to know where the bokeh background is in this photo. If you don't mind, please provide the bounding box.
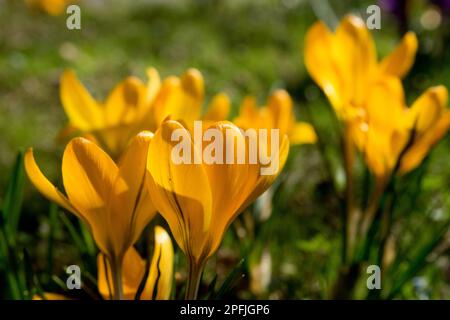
[0,0,449,299]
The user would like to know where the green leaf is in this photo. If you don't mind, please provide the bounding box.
[59,212,86,254]
[2,151,26,245]
[387,220,450,299]
[46,203,59,282]
[211,259,245,299]
[79,220,96,257]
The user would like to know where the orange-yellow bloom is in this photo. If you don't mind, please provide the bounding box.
[233,89,317,145]
[24,132,156,286]
[304,14,418,121]
[59,69,160,158]
[355,79,450,179]
[146,120,289,298]
[59,68,230,158]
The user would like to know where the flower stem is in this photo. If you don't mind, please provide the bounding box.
[185,258,205,300]
[110,256,124,300]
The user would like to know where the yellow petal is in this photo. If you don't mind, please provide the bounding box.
[244,134,290,209]
[379,32,418,78]
[267,90,294,137]
[233,96,264,129]
[146,120,212,261]
[62,137,118,255]
[104,77,146,126]
[304,21,346,114]
[203,122,260,255]
[114,131,156,247]
[152,69,204,129]
[98,247,146,300]
[409,85,448,135]
[289,122,317,145]
[203,93,231,121]
[142,226,174,300]
[60,70,104,131]
[24,148,87,225]
[335,15,377,108]
[400,111,450,174]
[143,67,162,111]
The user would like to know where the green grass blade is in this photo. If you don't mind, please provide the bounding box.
[211,259,245,299]
[387,220,450,299]
[2,151,26,245]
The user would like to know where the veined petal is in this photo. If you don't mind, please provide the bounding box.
[203,93,231,121]
[62,137,118,255]
[142,226,174,300]
[60,70,104,131]
[203,122,259,255]
[113,131,157,248]
[379,32,418,78]
[146,120,212,261]
[289,122,317,145]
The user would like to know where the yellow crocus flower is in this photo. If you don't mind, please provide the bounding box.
[146,120,289,298]
[26,0,75,16]
[304,14,418,122]
[25,132,156,299]
[356,79,450,179]
[59,69,160,159]
[59,68,230,159]
[233,89,317,145]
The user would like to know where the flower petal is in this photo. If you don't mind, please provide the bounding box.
[114,131,157,247]
[62,137,118,255]
[409,86,448,135]
[60,70,104,131]
[104,76,146,126]
[142,226,174,300]
[379,32,418,78]
[146,120,212,261]
[24,148,87,224]
[289,122,317,145]
[203,93,231,121]
[335,15,377,108]
[98,247,146,300]
[267,90,294,137]
[152,69,204,130]
[304,21,346,113]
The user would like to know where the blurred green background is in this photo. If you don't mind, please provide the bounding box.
[0,0,449,299]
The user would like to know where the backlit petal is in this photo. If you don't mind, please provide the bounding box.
[62,137,118,255]
[60,70,104,131]
[379,32,418,78]
[142,226,174,300]
[147,120,212,261]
